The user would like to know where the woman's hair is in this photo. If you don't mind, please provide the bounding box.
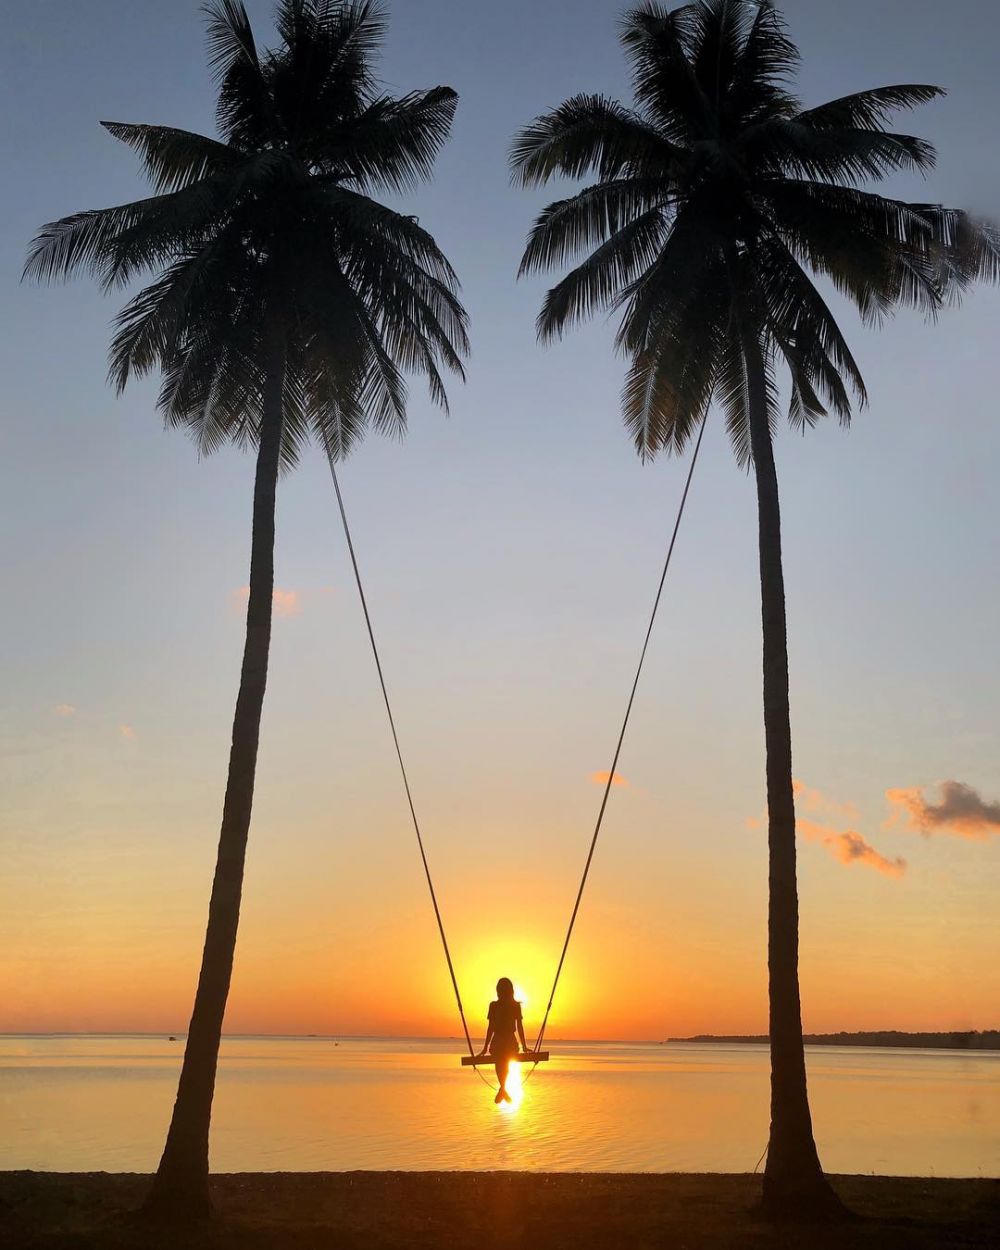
[496,977,514,1001]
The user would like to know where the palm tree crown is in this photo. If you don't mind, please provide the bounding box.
[512,0,996,462]
[26,0,469,464]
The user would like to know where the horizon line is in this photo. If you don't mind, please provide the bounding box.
[3,1027,997,1043]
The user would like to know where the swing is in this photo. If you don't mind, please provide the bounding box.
[460,1051,549,1067]
[325,413,706,1083]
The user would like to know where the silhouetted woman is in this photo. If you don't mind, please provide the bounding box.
[481,977,527,1104]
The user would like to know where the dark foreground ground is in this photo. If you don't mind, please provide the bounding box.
[2,1172,998,1250]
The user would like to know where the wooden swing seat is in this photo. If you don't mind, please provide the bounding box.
[461,1051,549,1066]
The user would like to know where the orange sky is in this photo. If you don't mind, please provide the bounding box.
[3,757,997,1039]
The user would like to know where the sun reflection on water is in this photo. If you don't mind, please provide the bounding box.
[499,1060,523,1114]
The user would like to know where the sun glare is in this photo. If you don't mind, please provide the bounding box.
[499,1060,523,1114]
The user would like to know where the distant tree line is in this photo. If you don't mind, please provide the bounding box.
[674,1031,1000,1050]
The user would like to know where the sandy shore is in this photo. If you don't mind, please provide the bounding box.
[1,1171,997,1249]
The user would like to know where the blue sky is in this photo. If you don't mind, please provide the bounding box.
[1,1,998,1037]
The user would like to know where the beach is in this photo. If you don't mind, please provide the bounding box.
[2,1171,998,1249]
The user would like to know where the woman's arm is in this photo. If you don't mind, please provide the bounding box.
[517,1009,527,1053]
[481,1020,494,1056]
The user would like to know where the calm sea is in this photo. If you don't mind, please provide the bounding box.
[1,1035,996,1176]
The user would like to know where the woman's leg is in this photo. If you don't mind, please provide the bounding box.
[495,1057,509,1094]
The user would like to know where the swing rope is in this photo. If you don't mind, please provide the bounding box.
[324,447,478,1070]
[326,411,706,1083]
[525,412,708,1074]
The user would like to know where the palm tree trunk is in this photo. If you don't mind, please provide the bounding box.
[742,331,842,1218]
[144,323,287,1219]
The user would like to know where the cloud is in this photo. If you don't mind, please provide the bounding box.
[885,781,1000,841]
[798,818,906,879]
[52,704,76,717]
[589,770,629,789]
[792,778,859,822]
[119,724,136,740]
[272,588,300,617]
[748,780,905,878]
[231,586,302,618]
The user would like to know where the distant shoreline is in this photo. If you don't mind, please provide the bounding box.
[2,1029,998,1051]
[670,1030,1000,1050]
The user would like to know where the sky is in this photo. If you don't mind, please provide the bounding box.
[1,0,998,1042]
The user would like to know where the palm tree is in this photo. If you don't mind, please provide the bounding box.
[511,0,997,1218]
[26,0,467,1218]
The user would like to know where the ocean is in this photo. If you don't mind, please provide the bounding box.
[1,1035,996,1176]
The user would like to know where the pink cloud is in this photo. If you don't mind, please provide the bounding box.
[749,780,905,879]
[590,770,629,789]
[798,818,906,879]
[272,589,300,617]
[885,782,1000,841]
[231,586,302,618]
[53,704,76,717]
[119,724,136,740]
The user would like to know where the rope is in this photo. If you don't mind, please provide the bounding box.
[324,447,480,1071]
[527,413,709,1071]
[326,409,705,1092]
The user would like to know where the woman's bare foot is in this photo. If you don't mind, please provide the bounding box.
[502,1090,513,1103]
[494,1088,504,1104]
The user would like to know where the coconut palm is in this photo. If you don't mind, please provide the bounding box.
[511,0,997,1217]
[26,0,467,1217]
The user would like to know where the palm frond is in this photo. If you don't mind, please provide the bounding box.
[204,0,275,147]
[796,84,944,131]
[333,87,458,193]
[535,207,670,341]
[622,309,722,459]
[715,329,781,466]
[276,0,386,73]
[23,181,224,287]
[755,230,868,409]
[762,179,944,322]
[107,231,248,392]
[271,0,383,146]
[332,208,469,365]
[320,185,462,285]
[619,238,732,457]
[619,2,710,143]
[205,0,260,79]
[614,205,727,357]
[326,0,388,66]
[740,117,938,183]
[519,178,672,276]
[727,0,799,125]
[510,94,676,186]
[919,208,1000,297]
[772,323,852,428]
[100,121,239,192]
[691,0,750,106]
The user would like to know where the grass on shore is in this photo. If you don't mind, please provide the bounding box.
[1,1171,998,1250]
